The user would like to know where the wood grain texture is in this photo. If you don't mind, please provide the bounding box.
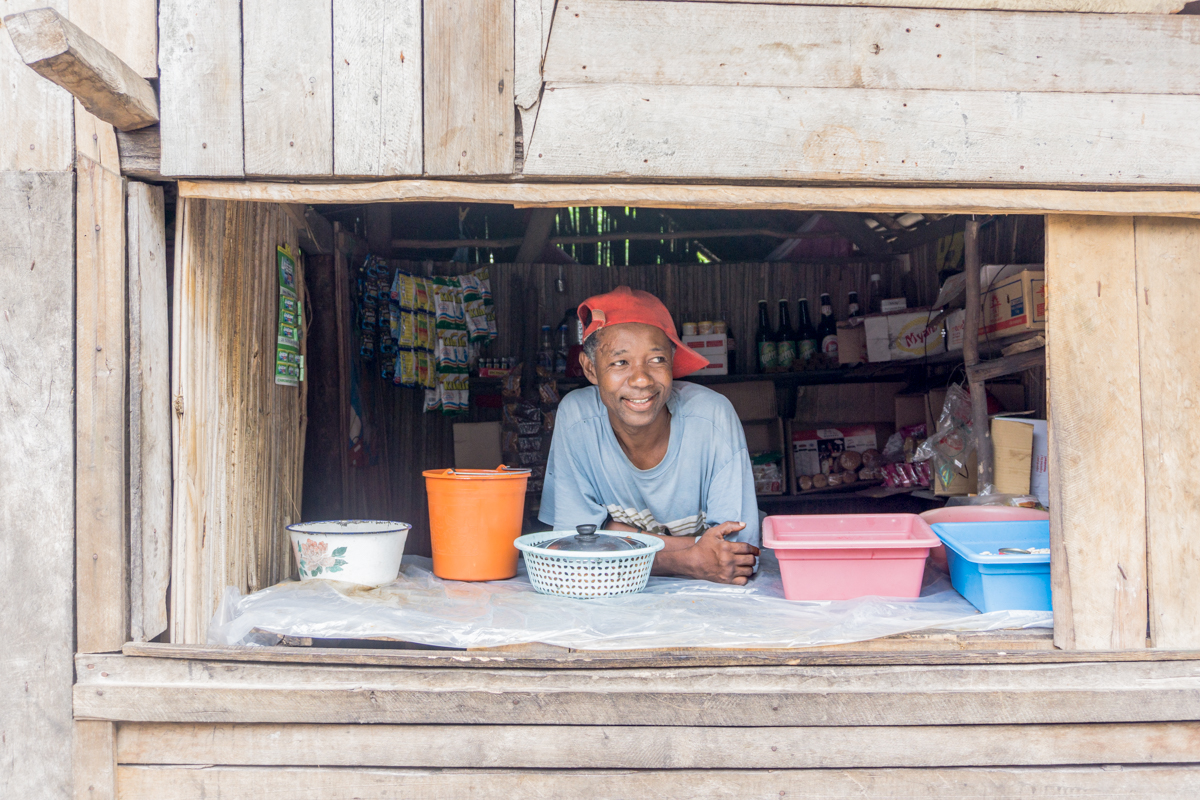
[0,0,74,171]
[1132,217,1200,650]
[114,720,1200,769]
[76,155,129,653]
[115,125,161,181]
[67,0,157,79]
[423,0,515,175]
[1044,215,1147,651]
[127,182,171,643]
[175,180,1200,216]
[0,170,75,800]
[170,199,308,644]
[514,0,556,143]
[74,655,1200,726]
[5,7,158,130]
[158,0,244,176]
[526,84,1200,185]
[124,640,1200,670]
[114,764,1200,799]
[74,721,116,800]
[242,0,333,176]
[333,0,422,176]
[544,1,1200,95]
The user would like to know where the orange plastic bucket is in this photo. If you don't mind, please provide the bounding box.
[423,466,529,581]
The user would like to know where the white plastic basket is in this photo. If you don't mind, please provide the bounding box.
[515,531,665,599]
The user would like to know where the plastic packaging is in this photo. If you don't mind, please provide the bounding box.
[208,549,1052,650]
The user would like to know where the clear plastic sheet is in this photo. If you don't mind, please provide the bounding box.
[208,550,1051,650]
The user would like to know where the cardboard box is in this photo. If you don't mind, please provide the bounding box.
[793,382,907,426]
[991,418,1034,495]
[744,418,786,495]
[994,417,1048,506]
[982,269,1046,338]
[790,424,883,487]
[894,394,928,432]
[864,310,947,363]
[682,333,729,375]
[710,380,777,421]
[453,421,503,469]
[836,321,868,365]
[946,308,965,352]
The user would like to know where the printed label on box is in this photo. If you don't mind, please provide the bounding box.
[791,424,879,476]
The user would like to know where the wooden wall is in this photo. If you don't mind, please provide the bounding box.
[157,2,1200,185]
[170,198,309,644]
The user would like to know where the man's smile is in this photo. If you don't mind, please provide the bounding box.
[621,393,658,411]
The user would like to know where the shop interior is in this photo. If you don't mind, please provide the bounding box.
[298,203,1047,557]
[175,198,1051,649]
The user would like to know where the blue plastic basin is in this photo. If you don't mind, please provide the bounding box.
[931,521,1051,613]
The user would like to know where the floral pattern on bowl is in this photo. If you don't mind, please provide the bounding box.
[295,538,349,578]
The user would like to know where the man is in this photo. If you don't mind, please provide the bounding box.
[539,286,761,584]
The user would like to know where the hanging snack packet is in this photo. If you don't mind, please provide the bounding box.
[424,385,442,413]
[415,349,431,387]
[398,311,417,347]
[414,277,431,312]
[539,380,560,406]
[394,271,416,309]
[395,348,417,386]
[460,272,491,342]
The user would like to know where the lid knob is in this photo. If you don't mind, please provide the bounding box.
[575,524,598,541]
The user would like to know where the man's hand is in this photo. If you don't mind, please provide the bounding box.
[652,521,760,585]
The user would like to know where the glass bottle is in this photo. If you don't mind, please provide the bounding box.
[755,300,778,373]
[848,291,863,319]
[817,293,839,356]
[538,325,555,373]
[869,274,883,314]
[776,299,796,371]
[555,324,569,374]
[796,298,818,362]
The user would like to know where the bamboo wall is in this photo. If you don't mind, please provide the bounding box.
[171,198,308,643]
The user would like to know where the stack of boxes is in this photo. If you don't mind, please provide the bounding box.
[708,381,785,496]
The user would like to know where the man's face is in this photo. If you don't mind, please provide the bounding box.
[581,323,674,430]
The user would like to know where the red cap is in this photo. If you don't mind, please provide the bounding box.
[578,286,709,379]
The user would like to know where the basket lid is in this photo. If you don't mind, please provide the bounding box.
[541,524,643,552]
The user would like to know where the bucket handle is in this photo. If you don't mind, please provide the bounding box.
[445,465,532,476]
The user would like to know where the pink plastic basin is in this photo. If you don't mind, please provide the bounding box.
[763,514,940,601]
[920,506,1049,571]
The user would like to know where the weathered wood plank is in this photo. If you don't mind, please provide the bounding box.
[4,7,158,130]
[544,2,1200,95]
[159,0,244,176]
[115,126,161,181]
[114,720,1200,769]
[0,170,76,799]
[514,0,556,142]
[526,84,1200,186]
[74,721,116,800]
[124,640,1200,669]
[68,0,157,79]
[114,765,1200,800]
[243,0,333,175]
[1044,216,1147,651]
[332,0,422,176]
[127,182,171,643]
[74,655,1200,726]
[0,1,74,170]
[423,0,515,175]
[1132,217,1200,650]
[175,180,1200,217]
[76,155,129,653]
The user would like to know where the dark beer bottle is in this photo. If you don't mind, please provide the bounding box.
[755,300,778,373]
[776,299,796,370]
[817,293,839,356]
[848,291,863,319]
[796,298,818,362]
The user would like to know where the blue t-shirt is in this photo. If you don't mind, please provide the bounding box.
[538,382,760,546]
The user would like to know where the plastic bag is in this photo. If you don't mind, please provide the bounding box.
[207,552,1051,650]
[914,383,977,487]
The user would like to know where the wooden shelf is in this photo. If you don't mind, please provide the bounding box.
[966,347,1045,382]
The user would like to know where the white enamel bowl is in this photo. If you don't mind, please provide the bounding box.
[287,520,411,587]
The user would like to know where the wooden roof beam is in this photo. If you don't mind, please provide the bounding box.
[4,7,159,131]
